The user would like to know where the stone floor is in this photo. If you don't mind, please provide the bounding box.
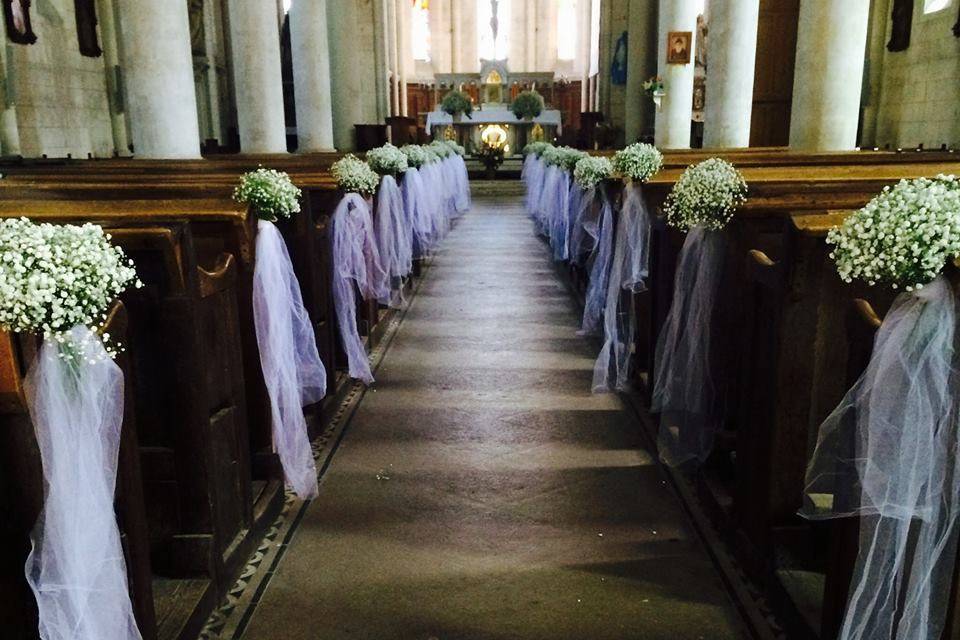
[241,185,746,640]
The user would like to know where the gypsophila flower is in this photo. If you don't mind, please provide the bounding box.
[828,175,960,291]
[523,141,550,157]
[422,145,442,164]
[331,154,381,198]
[664,158,747,231]
[613,143,663,183]
[0,217,140,358]
[430,140,453,159]
[366,143,409,177]
[541,145,564,167]
[558,147,587,172]
[233,167,302,221]
[573,156,613,190]
[444,140,466,156]
[401,144,430,169]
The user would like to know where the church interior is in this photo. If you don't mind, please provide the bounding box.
[1,0,960,639]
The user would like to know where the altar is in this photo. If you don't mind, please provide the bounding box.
[426,60,562,156]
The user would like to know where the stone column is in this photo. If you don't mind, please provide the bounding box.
[387,0,400,115]
[228,0,287,153]
[624,0,658,144]
[451,0,462,72]
[116,0,200,158]
[202,0,225,145]
[579,0,592,112]
[95,0,129,156]
[396,0,409,116]
[703,0,760,148]
[789,0,871,150]
[654,0,698,149]
[290,0,335,152]
[328,0,379,151]
[0,41,19,156]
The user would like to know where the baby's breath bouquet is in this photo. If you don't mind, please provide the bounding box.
[573,156,613,190]
[430,140,453,158]
[523,141,550,157]
[234,167,302,221]
[541,145,564,167]
[401,144,429,169]
[445,140,466,156]
[366,143,409,177]
[828,175,960,291]
[558,147,588,172]
[332,154,381,198]
[0,217,140,356]
[664,158,747,231]
[613,143,663,183]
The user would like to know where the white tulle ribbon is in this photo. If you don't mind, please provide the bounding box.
[801,276,959,640]
[332,193,388,385]
[452,155,471,214]
[580,187,616,335]
[537,165,561,236]
[592,183,652,392]
[652,226,727,466]
[374,175,413,308]
[524,156,546,219]
[401,167,434,258]
[24,327,142,640]
[253,220,325,499]
[548,170,572,261]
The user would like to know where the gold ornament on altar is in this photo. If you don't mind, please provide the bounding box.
[480,124,508,149]
[443,125,456,141]
[530,123,545,142]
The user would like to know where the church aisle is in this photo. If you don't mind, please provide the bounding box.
[241,185,745,640]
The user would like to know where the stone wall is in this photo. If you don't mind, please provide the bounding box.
[864,0,960,149]
[6,0,114,158]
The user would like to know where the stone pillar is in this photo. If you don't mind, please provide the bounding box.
[328,0,379,151]
[202,0,225,145]
[290,0,335,152]
[228,0,287,153]
[624,0,658,144]
[116,0,200,158]
[654,0,698,149]
[94,0,129,156]
[789,0,871,151]
[703,0,759,148]
[387,0,400,115]
[0,41,19,156]
[579,0,593,113]
[451,0,462,72]
[396,0,409,116]
[373,0,391,121]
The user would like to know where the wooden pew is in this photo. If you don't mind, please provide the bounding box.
[0,302,158,640]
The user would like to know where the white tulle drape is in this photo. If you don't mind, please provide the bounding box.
[592,183,652,392]
[332,193,388,385]
[402,167,433,258]
[448,155,472,216]
[580,187,616,335]
[800,276,960,640]
[523,155,546,218]
[566,182,590,265]
[421,162,450,246]
[24,327,141,640]
[536,165,561,236]
[374,175,413,307]
[253,220,325,499]
[548,170,572,261]
[652,226,727,467]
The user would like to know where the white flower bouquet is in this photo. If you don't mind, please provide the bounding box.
[541,145,565,167]
[332,154,381,198]
[0,217,140,353]
[234,167,302,221]
[523,141,550,157]
[430,140,453,158]
[573,156,613,190]
[558,147,588,172]
[829,175,960,290]
[664,158,747,231]
[401,144,429,169]
[366,143,409,177]
[445,140,466,156]
[613,143,663,183]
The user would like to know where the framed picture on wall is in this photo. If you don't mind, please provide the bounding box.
[3,0,37,45]
[666,31,692,65]
[75,0,101,57]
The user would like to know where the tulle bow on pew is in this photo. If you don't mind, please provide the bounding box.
[548,169,572,261]
[652,227,727,466]
[332,193,389,385]
[566,182,589,265]
[375,175,413,307]
[579,186,616,335]
[421,162,450,245]
[592,183,652,392]
[801,276,960,640]
[253,220,326,499]
[401,166,434,257]
[451,154,471,214]
[536,165,561,236]
[523,155,545,218]
[25,328,142,640]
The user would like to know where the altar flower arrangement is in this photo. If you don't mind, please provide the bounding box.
[573,156,613,190]
[445,140,466,156]
[0,217,140,355]
[664,158,747,231]
[613,143,663,183]
[558,147,588,172]
[332,154,381,198]
[440,90,473,119]
[366,143,409,178]
[523,141,550,157]
[234,167,302,221]
[828,175,960,291]
[401,144,429,169]
[511,90,545,120]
